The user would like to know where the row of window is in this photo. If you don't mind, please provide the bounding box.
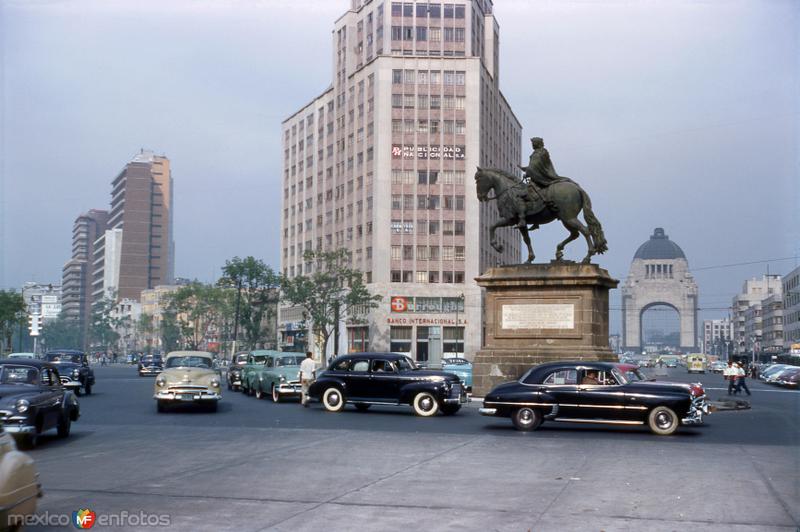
[390,26,465,43]
[392,119,465,135]
[391,219,465,235]
[392,170,465,185]
[391,194,465,210]
[391,3,466,19]
[391,94,466,109]
[390,270,465,284]
[392,70,466,86]
[391,245,465,261]
[389,326,464,361]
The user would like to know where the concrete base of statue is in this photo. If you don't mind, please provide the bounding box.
[472,262,619,397]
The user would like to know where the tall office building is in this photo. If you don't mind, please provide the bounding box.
[92,150,175,303]
[62,209,109,348]
[731,275,782,355]
[279,0,521,363]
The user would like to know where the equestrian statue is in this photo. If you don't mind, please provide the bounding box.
[475,137,608,264]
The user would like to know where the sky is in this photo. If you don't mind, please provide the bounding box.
[1,0,798,336]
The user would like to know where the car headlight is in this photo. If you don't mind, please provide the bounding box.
[72,369,81,377]
[280,375,286,382]
[16,399,30,413]
[210,378,220,388]
[156,377,167,387]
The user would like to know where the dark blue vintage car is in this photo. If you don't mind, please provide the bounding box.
[479,361,708,435]
[43,349,95,395]
[309,353,468,416]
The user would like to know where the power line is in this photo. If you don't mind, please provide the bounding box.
[691,256,797,272]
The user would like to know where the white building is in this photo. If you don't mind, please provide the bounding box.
[702,318,733,358]
[731,275,782,355]
[279,0,522,364]
[91,227,123,302]
[781,266,800,351]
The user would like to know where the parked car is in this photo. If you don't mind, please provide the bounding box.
[774,367,800,388]
[309,353,468,416]
[137,354,163,377]
[765,365,799,385]
[0,360,81,448]
[42,350,95,395]
[441,357,473,390]
[226,352,249,391]
[240,350,277,395]
[479,361,708,435]
[760,364,792,382]
[247,353,306,402]
[7,353,36,360]
[153,352,222,413]
[0,423,41,530]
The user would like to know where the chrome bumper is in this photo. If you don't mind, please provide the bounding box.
[154,390,221,401]
[682,395,709,425]
[479,407,498,416]
[276,383,302,395]
[4,423,37,434]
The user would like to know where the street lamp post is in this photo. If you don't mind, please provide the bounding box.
[231,278,243,362]
[454,293,465,356]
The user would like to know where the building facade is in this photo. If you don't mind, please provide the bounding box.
[61,209,109,349]
[760,293,784,355]
[702,318,733,358]
[621,228,698,352]
[730,275,782,355]
[21,282,62,322]
[91,150,175,304]
[782,266,800,351]
[279,0,521,363]
[140,285,181,351]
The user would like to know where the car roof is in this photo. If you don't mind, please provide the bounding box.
[523,361,617,381]
[45,349,84,355]
[249,350,283,356]
[165,351,213,359]
[0,359,57,369]
[334,352,409,361]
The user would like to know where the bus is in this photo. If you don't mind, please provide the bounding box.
[687,353,707,374]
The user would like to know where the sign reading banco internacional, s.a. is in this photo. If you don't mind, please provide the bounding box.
[391,296,465,314]
[501,303,575,330]
[392,145,465,160]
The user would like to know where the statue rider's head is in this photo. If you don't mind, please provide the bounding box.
[531,137,544,149]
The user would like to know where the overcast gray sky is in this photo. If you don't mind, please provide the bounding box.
[1,0,797,334]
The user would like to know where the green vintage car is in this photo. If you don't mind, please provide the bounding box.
[239,351,272,396]
[246,352,306,402]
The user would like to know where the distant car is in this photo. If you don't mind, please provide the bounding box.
[441,357,473,390]
[137,354,163,377]
[479,361,708,435]
[708,361,726,373]
[7,353,36,360]
[309,353,468,416]
[247,353,305,402]
[239,351,274,395]
[0,424,41,529]
[226,352,249,391]
[774,367,800,388]
[760,364,792,382]
[154,351,221,413]
[0,360,81,448]
[43,350,95,395]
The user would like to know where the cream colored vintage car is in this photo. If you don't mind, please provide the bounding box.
[0,425,40,531]
[154,351,221,413]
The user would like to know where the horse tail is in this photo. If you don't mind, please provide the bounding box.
[578,187,608,254]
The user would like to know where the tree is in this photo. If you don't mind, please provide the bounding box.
[41,312,81,351]
[160,309,181,353]
[136,313,156,354]
[218,256,281,352]
[280,248,380,366]
[0,290,26,355]
[89,295,121,354]
[166,283,234,350]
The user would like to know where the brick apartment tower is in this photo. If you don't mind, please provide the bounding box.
[92,150,175,304]
[279,0,521,363]
[62,209,109,349]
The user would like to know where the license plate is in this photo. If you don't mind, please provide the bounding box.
[180,394,194,401]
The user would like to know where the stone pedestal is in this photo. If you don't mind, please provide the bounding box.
[473,262,619,397]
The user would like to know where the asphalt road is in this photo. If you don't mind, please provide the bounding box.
[21,365,800,531]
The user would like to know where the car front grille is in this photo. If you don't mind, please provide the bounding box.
[450,383,463,397]
[59,376,73,384]
[167,385,208,392]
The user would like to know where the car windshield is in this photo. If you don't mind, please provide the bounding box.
[46,353,81,363]
[251,356,267,364]
[396,357,416,371]
[0,364,39,385]
[274,356,304,367]
[142,356,161,364]
[165,356,212,369]
[621,368,647,382]
[443,358,468,365]
[235,355,248,364]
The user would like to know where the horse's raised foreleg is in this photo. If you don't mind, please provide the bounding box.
[558,218,593,262]
[519,226,535,263]
[489,218,515,253]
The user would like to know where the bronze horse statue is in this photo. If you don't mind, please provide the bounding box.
[474,167,608,263]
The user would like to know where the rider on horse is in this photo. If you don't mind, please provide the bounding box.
[516,137,567,227]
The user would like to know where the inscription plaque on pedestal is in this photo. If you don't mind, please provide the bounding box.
[501,303,574,330]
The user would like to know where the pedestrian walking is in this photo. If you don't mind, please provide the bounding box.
[724,361,737,395]
[299,351,316,407]
[735,362,751,396]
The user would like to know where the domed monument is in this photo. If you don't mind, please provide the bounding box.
[621,228,698,352]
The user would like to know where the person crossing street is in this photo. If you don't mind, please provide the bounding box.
[735,362,751,396]
[299,351,317,407]
[724,361,737,395]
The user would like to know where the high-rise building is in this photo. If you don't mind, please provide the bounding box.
[760,293,784,355]
[782,266,800,351]
[731,275,782,355]
[92,150,175,303]
[61,209,109,349]
[702,318,733,358]
[279,0,521,363]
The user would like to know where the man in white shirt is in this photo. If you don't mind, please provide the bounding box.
[723,361,737,395]
[299,351,317,407]
[735,362,751,396]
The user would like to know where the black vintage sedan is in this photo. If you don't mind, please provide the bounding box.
[138,354,163,377]
[0,360,81,448]
[43,350,95,395]
[479,361,708,435]
[309,353,468,416]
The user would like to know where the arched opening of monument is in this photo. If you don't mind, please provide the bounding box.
[640,303,680,352]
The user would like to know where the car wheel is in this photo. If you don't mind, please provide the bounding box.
[354,403,370,412]
[271,385,281,403]
[207,402,218,413]
[18,434,37,450]
[412,392,440,417]
[441,404,461,416]
[255,386,265,400]
[57,413,71,438]
[511,407,543,431]
[322,387,346,412]
[157,400,167,413]
[648,406,679,436]
[84,383,92,395]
